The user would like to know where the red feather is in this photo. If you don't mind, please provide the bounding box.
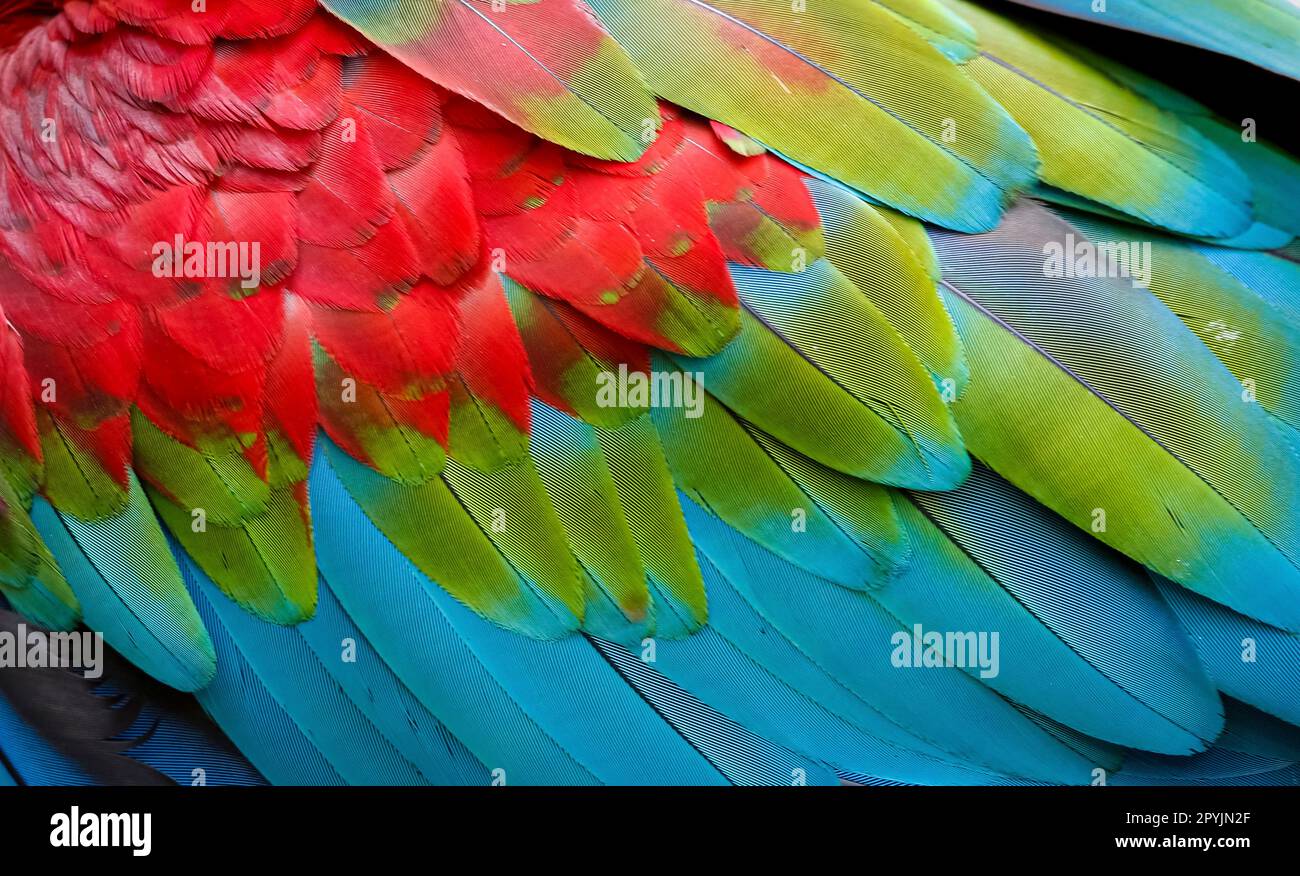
[0,302,40,461]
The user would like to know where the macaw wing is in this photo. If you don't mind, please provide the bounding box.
[1002,0,1300,81]
[1,0,1299,786]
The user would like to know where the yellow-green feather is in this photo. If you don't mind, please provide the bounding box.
[587,0,1037,232]
[943,0,1253,239]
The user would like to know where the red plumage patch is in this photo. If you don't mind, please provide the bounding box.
[0,302,40,462]
[0,1,781,501]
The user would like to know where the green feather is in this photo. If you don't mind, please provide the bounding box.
[320,0,660,161]
[652,364,910,591]
[36,411,127,520]
[314,343,447,484]
[1059,210,1300,433]
[808,178,968,393]
[595,414,708,637]
[149,485,317,626]
[678,260,970,488]
[943,0,1253,239]
[871,203,944,284]
[132,410,270,527]
[505,278,645,429]
[875,0,980,62]
[322,439,582,640]
[528,402,651,638]
[447,375,530,470]
[1062,45,1300,244]
[0,478,79,631]
[933,200,1300,631]
[587,0,1037,232]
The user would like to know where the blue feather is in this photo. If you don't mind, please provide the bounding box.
[1156,577,1300,728]
[311,443,729,785]
[99,711,265,787]
[1195,247,1300,328]
[588,636,843,786]
[1114,701,1300,785]
[888,464,1223,754]
[174,546,430,785]
[0,689,97,785]
[29,476,214,692]
[303,577,491,785]
[680,495,1098,783]
[628,551,1032,784]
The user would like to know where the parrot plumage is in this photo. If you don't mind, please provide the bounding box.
[0,0,1299,787]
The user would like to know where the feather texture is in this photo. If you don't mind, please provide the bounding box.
[1157,579,1300,728]
[943,0,1253,238]
[587,0,1038,232]
[319,0,660,161]
[311,453,733,784]
[678,262,970,488]
[653,372,911,590]
[0,607,259,786]
[0,0,1297,790]
[29,477,215,692]
[891,464,1223,754]
[1004,0,1300,81]
[933,200,1300,632]
[681,496,1099,783]
[807,177,967,392]
[1058,210,1300,433]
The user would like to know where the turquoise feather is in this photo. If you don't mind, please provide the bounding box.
[298,579,491,785]
[311,447,731,785]
[1156,579,1300,729]
[889,464,1223,754]
[588,636,844,786]
[681,496,1099,784]
[178,551,430,785]
[1113,701,1300,785]
[30,476,214,693]
[623,551,1043,783]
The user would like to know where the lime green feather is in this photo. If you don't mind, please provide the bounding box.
[943,0,1253,239]
[871,203,944,284]
[314,343,447,484]
[875,0,980,62]
[677,261,970,488]
[652,364,910,591]
[587,0,1037,232]
[1061,45,1300,244]
[933,200,1300,632]
[1059,210,1300,433]
[321,439,583,639]
[528,401,651,637]
[594,414,708,637]
[132,410,270,527]
[36,411,127,520]
[130,409,316,625]
[447,376,530,471]
[149,485,317,626]
[807,178,968,394]
[0,479,79,631]
[505,278,645,429]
